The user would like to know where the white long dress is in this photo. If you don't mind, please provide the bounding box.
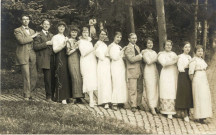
[78,37,97,93]
[189,56,212,119]
[109,43,128,104]
[142,49,159,108]
[158,51,178,114]
[95,41,112,105]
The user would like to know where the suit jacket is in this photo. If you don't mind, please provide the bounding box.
[124,43,142,79]
[14,26,35,65]
[33,31,54,69]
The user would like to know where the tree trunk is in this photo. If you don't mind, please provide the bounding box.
[203,0,208,58]
[128,0,135,33]
[155,0,167,51]
[194,0,198,49]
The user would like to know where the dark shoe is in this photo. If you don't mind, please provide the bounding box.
[75,98,83,104]
[137,106,145,111]
[29,96,34,100]
[131,107,136,112]
[199,119,208,124]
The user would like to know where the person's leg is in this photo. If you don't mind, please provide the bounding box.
[43,69,52,100]
[29,51,37,91]
[137,77,144,108]
[89,91,95,107]
[128,79,138,108]
[21,64,31,99]
[50,54,55,99]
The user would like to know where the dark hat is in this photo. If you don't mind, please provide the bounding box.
[57,21,67,28]
[70,25,80,33]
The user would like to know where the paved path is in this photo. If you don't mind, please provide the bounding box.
[1,54,216,134]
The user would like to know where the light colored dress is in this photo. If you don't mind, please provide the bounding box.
[78,37,97,93]
[158,51,178,114]
[109,43,128,104]
[189,56,212,119]
[95,40,112,105]
[142,49,159,108]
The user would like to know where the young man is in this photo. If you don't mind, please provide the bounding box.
[124,33,144,112]
[33,19,54,102]
[14,14,39,100]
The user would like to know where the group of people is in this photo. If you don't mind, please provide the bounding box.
[14,14,212,124]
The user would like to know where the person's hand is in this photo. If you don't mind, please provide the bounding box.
[122,46,127,51]
[94,44,99,49]
[46,40,53,45]
[31,31,40,38]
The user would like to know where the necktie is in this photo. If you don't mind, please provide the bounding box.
[134,45,139,55]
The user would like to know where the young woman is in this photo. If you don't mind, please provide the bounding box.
[109,32,127,110]
[175,41,193,122]
[95,30,112,109]
[189,45,212,124]
[158,40,178,119]
[142,38,159,115]
[66,25,84,104]
[52,21,72,104]
[78,27,98,108]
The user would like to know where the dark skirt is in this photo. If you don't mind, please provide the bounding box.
[54,48,72,101]
[175,68,193,109]
[68,51,84,98]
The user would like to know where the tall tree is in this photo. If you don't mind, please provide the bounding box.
[203,0,208,58]
[194,0,198,48]
[155,0,167,51]
[128,0,135,33]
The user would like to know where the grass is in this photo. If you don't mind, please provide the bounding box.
[0,70,149,134]
[0,101,147,134]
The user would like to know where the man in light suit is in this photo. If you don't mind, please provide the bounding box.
[33,19,54,102]
[14,14,39,100]
[124,33,144,112]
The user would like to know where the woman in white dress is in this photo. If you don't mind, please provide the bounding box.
[158,40,178,119]
[189,45,212,124]
[142,38,159,115]
[78,27,98,108]
[109,32,128,110]
[95,30,112,109]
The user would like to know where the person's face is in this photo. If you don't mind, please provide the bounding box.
[129,35,137,44]
[82,31,89,39]
[58,25,65,34]
[99,31,107,41]
[70,30,78,39]
[146,40,153,49]
[183,43,191,54]
[114,35,122,44]
[42,20,50,31]
[22,16,30,26]
[165,41,172,52]
[196,48,203,57]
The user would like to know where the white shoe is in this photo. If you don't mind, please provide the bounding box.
[62,100,67,104]
[184,116,190,122]
[104,104,109,109]
[89,102,94,108]
[168,114,173,119]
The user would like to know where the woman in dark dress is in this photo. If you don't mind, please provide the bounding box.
[66,25,84,103]
[52,21,72,104]
[175,41,193,122]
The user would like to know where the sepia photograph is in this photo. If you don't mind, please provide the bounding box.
[1,0,216,134]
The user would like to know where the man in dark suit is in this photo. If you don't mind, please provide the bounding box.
[33,19,55,102]
[124,33,144,112]
[14,14,39,100]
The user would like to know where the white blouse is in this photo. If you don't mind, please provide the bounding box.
[158,51,178,67]
[189,56,208,75]
[177,54,191,72]
[52,34,67,53]
[142,49,157,64]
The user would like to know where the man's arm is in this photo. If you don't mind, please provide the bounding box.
[124,46,142,64]
[14,28,33,45]
[33,35,47,51]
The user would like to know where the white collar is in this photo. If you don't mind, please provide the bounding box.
[42,29,48,35]
[22,25,29,29]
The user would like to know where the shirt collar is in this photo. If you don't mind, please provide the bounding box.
[22,25,29,30]
[42,29,48,35]
[129,42,136,47]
